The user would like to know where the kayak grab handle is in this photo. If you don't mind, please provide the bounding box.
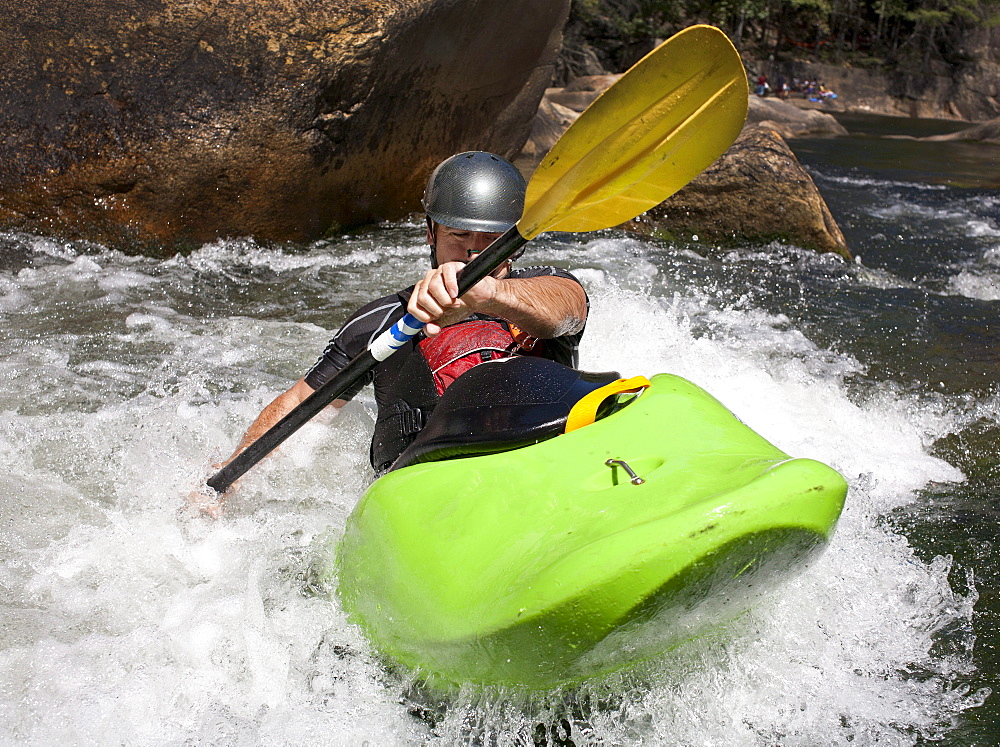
[605,458,645,485]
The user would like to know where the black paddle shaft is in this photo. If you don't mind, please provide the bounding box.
[206,225,528,493]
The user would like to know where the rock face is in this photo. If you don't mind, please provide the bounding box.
[624,126,852,259]
[746,96,848,138]
[0,0,569,249]
[750,42,1000,122]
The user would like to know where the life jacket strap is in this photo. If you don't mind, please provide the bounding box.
[429,347,514,376]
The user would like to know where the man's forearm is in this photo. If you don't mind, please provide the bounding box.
[224,378,322,462]
[477,275,587,338]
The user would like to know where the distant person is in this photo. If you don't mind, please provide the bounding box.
[756,74,770,97]
[776,74,789,100]
[810,83,837,102]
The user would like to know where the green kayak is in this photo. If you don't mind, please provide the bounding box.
[335,357,847,690]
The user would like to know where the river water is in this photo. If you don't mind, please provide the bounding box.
[1,115,998,744]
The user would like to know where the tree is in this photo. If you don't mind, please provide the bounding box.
[559,0,998,76]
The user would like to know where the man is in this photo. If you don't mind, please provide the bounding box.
[214,151,588,493]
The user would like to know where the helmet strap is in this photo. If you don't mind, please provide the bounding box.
[426,217,439,269]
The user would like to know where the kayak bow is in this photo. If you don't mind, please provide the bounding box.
[335,363,847,690]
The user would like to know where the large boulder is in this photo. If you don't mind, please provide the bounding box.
[0,0,570,249]
[746,96,848,138]
[623,126,852,259]
[923,117,1000,144]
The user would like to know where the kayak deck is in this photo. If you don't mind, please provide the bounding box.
[335,373,847,690]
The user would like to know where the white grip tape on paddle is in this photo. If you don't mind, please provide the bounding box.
[369,312,425,361]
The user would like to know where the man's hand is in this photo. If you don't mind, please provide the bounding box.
[409,261,500,337]
[407,261,587,340]
[184,483,226,519]
[187,380,343,518]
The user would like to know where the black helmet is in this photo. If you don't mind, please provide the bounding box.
[422,152,526,233]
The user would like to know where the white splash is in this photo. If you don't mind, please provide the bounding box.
[0,232,987,745]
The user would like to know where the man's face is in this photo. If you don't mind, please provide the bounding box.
[429,224,503,265]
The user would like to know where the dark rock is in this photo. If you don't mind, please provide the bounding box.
[623,126,852,259]
[0,0,570,250]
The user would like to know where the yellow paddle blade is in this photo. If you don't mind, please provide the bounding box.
[518,25,748,239]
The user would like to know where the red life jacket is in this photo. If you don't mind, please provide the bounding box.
[418,319,538,395]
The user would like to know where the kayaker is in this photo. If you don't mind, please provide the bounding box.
[211,151,588,492]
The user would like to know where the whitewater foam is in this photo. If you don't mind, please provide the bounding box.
[0,232,987,744]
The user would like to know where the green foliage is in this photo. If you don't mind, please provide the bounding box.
[563,0,995,73]
[907,8,952,25]
[788,0,833,16]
